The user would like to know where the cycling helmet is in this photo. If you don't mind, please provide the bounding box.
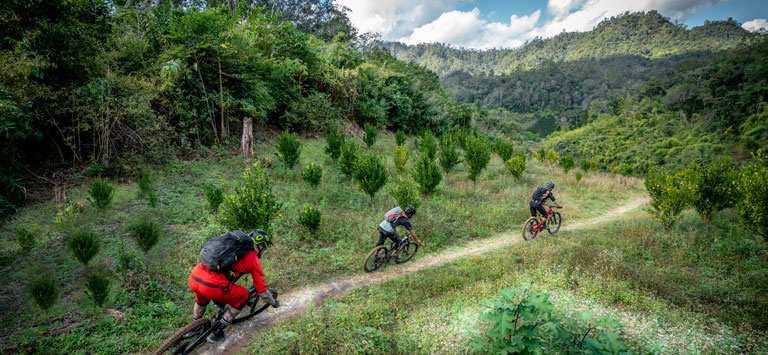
[546,182,555,189]
[404,205,416,216]
[249,230,272,249]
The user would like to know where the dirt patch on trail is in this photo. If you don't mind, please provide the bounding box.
[195,197,650,355]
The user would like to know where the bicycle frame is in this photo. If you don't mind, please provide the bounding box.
[531,205,555,232]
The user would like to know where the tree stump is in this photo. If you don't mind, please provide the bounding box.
[241,117,254,161]
[54,184,67,206]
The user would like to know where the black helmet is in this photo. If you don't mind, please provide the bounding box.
[404,205,416,216]
[546,182,555,189]
[249,230,272,249]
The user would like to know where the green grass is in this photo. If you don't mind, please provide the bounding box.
[0,133,646,353]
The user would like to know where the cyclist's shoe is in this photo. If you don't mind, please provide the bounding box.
[206,331,227,343]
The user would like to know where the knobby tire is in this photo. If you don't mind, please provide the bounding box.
[522,217,539,241]
[363,246,388,272]
[152,318,211,355]
[395,241,418,264]
[547,212,562,234]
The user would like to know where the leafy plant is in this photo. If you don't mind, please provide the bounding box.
[363,123,378,148]
[545,150,560,171]
[302,162,323,187]
[339,140,360,179]
[85,273,111,307]
[419,130,437,160]
[29,275,58,310]
[412,153,442,194]
[67,229,100,266]
[505,156,527,181]
[136,170,154,198]
[492,139,515,161]
[575,171,583,182]
[737,151,768,239]
[645,168,692,230]
[87,177,114,209]
[464,135,491,182]
[276,132,303,169]
[204,183,224,212]
[393,145,409,175]
[354,152,388,201]
[581,159,595,171]
[297,203,321,234]
[220,163,283,231]
[16,228,36,254]
[147,191,158,208]
[324,125,345,161]
[388,176,421,208]
[130,218,161,253]
[439,134,461,175]
[685,157,737,223]
[395,130,406,146]
[559,153,575,173]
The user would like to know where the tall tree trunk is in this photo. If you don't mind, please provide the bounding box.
[242,117,254,161]
[218,50,226,137]
[194,55,219,143]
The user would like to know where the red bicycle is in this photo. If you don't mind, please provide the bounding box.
[522,204,562,241]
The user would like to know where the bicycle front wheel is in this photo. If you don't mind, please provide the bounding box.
[363,246,388,272]
[522,217,539,241]
[395,241,418,264]
[547,212,561,234]
[152,318,210,355]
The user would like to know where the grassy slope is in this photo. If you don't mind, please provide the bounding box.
[1,133,645,353]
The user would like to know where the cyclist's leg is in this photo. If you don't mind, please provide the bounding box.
[533,202,547,223]
[375,228,389,247]
[207,285,249,342]
[390,230,402,252]
[529,201,538,218]
[189,274,210,320]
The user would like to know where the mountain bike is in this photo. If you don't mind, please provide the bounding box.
[151,286,279,355]
[522,204,562,241]
[363,234,419,272]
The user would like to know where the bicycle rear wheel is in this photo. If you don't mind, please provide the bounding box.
[522,217,539,241]
[363,246,388,272]
[395,241,418,264]
[547,212,561,234]
[152,318,211,355]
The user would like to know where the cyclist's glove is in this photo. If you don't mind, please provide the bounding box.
[259,289,279,308]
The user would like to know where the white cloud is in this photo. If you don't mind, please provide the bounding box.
[334,0,471,39]
[397,8,540,49]
[547,0,582,19]
[742,18,768,32]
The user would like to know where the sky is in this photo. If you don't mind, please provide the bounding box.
[334,0,768,50]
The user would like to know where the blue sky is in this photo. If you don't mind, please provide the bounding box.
[335,0,768,49]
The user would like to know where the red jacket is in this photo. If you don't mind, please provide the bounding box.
[190,250,267,294]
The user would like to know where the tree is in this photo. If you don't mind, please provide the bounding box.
[412,154,442,194]
[439,134,461,175]
[354,152,388,201]
[465,136,491,183]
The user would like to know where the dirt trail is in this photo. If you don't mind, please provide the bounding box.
[197,197,650,355]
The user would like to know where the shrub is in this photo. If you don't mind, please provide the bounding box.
[67,229,100,265]
[389,176,422,208]
[545,150,560,171]
[136,170,154,198]
[363,123,378,148]
[412,153,442,194]
[324,125,345,161]
[87,177,114,209]
[354,152,388,201]
[85,273,111,307]
[297,203,321,234]
[16,228,36,254]
[439,134,461,175]
[559,153,575,173]
[393,146,409,175]
[282,91,338,132]
[492,139,515,161]
[685,157,737,223]
[737,151,768,239]
[276,132,302,169]
[130,218,161,253]
[575,171,583,182]
[505,156,527,181]
[29,275,58,310]
[339,140,360,179]
[395,130,406,146]
[220,163,283,231]
[54,203,80,229]
[261,156,273,168]
[645,168,692,230]
[464,135,491,182]
[419,130,437,160]
[302,162,323,187]
[580,159,594,171]
[147,191,158,208]
[204,183,224,212]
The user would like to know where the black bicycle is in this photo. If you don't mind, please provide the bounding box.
[151,286,278,355]
[363,234,419,272]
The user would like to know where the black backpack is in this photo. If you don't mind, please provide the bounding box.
[531,187,548,202]
[199,230,255,282]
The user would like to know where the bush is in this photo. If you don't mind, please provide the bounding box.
[580,159,594,171]
[302,162,323,187]
[439,134,461,175]
[136,170,154,198]
[29,275,58,310]
[147,191,158,208]
[395,130,406,146]
[87,177,114,209]
[492,139,515,161]
[297,203,321,234]
[737,151,768,239]
[505,156,526,181]
[393,146,409,175]
[220,163,283,231]
[363,123,378,148]
[67,229,100,265]
[559,153,575,173]
[204,183,224,212]
[464,135,491,182]
[419,130,437,160]
[85,273,111,307]
[685,157,737,223]
[282,91,338,132]
[276,132,302,169]
[130,218,161,253]
[389,176,422,208]
[324,125,345,161]
[645,168,692,230]
[545,150,560,170]
[339,140,360,179]
[16,228,36,254]
[575,171,583,182]
[261,156,273,168]
[412,153,442,194]
[354,152,388,200]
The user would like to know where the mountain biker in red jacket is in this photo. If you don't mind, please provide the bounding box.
[188,231,279,343]
[530,182,562,222]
